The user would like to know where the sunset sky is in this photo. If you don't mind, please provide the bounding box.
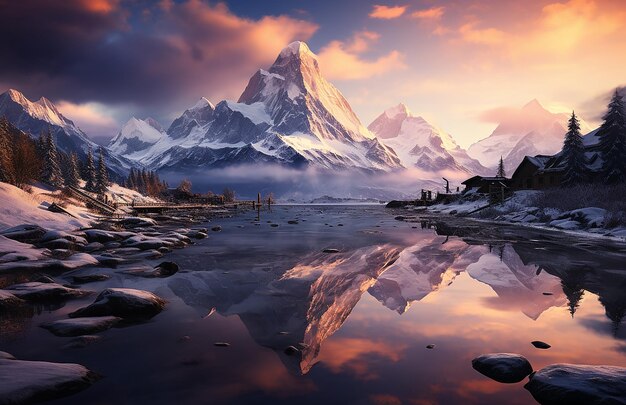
[0,0,624,147]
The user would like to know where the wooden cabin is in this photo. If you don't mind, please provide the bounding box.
[461,176,511,193]
[510,156,556,190]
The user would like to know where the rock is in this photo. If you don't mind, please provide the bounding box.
[211,226,222,232]
[120,217,157,228]
[41,316,122,337]
[83,242,105,252]
[103,242,121,249]
[0,354,98,404]
[69,288,166,319]
[214,342,230,347]
[121,262,179,278]
[63,335,102,349]
[287,220,299,225]
[531,341,551,349]
[542,292,553,296]
[394,216,406,221]
[323,249,340,253]
[71,274,110,284]
[185,230,208,239]
[0,290,24,310]
[154,261,179,277]
[284,346,300,356]
[3,282,90,301]
[270,224,279,227]
[426,344,435,349]
[0,224,47,243]
[525,364,626,405]
[42,238,77,250]
[0,352,15,360]
[472,353,533,383]
[84,229,119,243]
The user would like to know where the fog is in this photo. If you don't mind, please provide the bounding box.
[158,164,470,201]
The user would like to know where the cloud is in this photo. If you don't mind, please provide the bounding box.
[458,23,507,45]
[0,0,317,120]
[454,0,625,53]
[369,5,407,19]
[317,31,406,80]
[411,6,445,20]
[56,101,120,142]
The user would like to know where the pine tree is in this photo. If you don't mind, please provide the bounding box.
[0,118,15,184]
[84,147,97,192]
[496,156,506,178]
[597,89,626,184]
[95,147,109,196]
[561,111,587,185]
[64,152,81,188]
[41,131,63,187]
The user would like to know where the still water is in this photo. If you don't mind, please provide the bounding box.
[1,205,625,404]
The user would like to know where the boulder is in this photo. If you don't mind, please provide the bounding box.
[0,224,47,243]
[0,354,98,404]
[83,229,119,244]
[472,353,533,383]
[41,316,122,337]
[69,288,166,319]
[531,341,551,349]
[525,364,626,405]
[3,283,90,301]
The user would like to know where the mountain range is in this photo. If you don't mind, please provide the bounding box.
[0,41,593,191]
[0,89,133,178]
[467,99,592,174]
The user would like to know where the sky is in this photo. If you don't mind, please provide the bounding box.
[0,0,624,147]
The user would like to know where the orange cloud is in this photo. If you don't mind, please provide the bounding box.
[56,101,119,137]
[458,22,507,45]
[317,31,406,80]
[411,6,445,20]
[369,5,407,19]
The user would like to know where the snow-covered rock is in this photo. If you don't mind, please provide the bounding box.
[115,41,402,172]
[525,364,626,404]
[0,353,98,404]
[472,353,533,383]
[69,288,166,319]
[3,282,90,301]
[41,316,121,337]
[369,103,488,175]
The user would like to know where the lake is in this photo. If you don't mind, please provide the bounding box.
[1,205,625,405]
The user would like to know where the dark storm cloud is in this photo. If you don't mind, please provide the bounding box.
[0,0,318,110]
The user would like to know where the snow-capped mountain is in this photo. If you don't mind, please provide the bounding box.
[467,99,591,174]
[108,117,166,156]
[120,41,402,172]
[0,88,133,177]
[368,103,489,175]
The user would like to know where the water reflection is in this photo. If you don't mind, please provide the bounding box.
[166,211,626,379]
[2,206,625,405]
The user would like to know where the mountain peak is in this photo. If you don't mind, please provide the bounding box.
[191,97,214,111]
[385,103,411,119]
[522,98,545,111]
[279,41,313,58]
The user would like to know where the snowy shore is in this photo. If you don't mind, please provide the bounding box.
[413,190,626,241]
